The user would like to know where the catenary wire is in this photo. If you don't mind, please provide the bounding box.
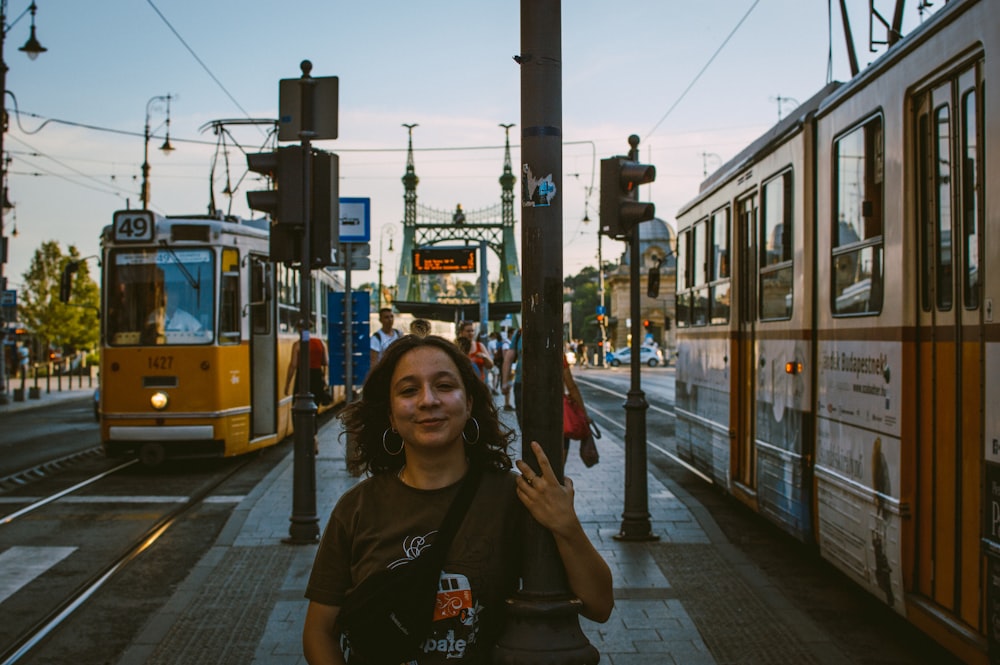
[644,0,760,140]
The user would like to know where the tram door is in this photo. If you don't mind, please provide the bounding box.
[733,192,759,493]
[249,256,277,437]
[914,64,983,628]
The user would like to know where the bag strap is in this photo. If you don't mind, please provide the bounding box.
[423,467,482,570]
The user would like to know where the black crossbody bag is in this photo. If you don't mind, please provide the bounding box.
[337,468,482,663]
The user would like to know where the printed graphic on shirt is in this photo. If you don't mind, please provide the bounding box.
[421,572,480,660]
[390,531,437,569]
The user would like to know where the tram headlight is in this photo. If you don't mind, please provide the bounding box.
[150,391,169,410]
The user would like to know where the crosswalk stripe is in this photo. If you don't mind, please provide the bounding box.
[0,546,77,604]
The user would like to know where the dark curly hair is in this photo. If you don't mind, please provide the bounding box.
[340,334,515,476]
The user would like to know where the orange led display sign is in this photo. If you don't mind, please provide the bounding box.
[412,247,477,274]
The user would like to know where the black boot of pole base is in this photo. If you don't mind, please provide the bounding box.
[284,392,319,545]
[492,595,598,665]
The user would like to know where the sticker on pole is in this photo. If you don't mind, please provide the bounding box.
[522,165,556,208]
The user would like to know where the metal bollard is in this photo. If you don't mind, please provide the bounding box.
[46,362,52,393]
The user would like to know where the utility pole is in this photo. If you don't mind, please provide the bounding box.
[494,1,598,662]
[615,135,659,543]
[287,60,319,545]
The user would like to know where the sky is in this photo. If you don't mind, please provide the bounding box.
[0,0,940,293]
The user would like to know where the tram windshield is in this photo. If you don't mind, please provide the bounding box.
[107,248,215,345]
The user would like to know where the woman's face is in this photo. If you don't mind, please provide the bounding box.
[388,346,472,454]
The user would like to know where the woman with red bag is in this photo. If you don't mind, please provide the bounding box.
[562,355,598,466]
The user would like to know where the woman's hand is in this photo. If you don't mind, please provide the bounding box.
[515,441,578,537]
[514,440,614,623]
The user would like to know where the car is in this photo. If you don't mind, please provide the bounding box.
[607,346,663,368]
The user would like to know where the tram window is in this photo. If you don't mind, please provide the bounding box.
[708,206,731,324]
[934,104,953,311]
[219,249,241,345]
[833,117,884,316]
[760,171,793,320]
[961,89,979,310]
[693,221,707,287]
[692,287,709,326]
[710,282,730,325]
[676,291,690,329]
[250,257,271,335]
[107,248,214,345]
[711,207,730,280]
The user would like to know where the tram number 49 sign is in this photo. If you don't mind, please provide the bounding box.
[412,247,477,274]
[113,210,155,243]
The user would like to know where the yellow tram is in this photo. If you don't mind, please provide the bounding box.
[98,210,343,465]
[674,0,996,660]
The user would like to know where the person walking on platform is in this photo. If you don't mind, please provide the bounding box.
[284,330,330,405]
[369,307,403,368]
[457,320,492,383]
[302,334,612,664]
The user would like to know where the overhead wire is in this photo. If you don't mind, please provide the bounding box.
[643,0,760,140]
[145,0,255,123]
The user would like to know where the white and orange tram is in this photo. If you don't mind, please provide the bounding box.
[97,210,344,465]
[674,0,997,660]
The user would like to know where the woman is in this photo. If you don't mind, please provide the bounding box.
[302,335,612,664]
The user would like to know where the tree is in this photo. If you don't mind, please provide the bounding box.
[19,241,100,358]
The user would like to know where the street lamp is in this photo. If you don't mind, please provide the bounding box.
[0,0,46,405]
[140,94,175,209]
[378,224,396,309]
[581,203,606,367]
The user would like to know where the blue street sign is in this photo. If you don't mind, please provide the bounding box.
[328,290,371,387]
[339,197,371,243]
[596,305,606,315]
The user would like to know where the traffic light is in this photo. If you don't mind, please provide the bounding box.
[248,147,339,266]
[596,313,605,325]
[59,260,79,303]
[599,156,656,240]
[643,319,650,329]
[310,150,340,267]
[246,145,305,224]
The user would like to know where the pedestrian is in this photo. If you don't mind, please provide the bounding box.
[487,331,503,395]
[457,320,492,383]
[284,327,330,405]
[502,328,524,426]
[302,335,613,663]
[369,307,403,369]
[577,339,588,368]
[409,318,431,337]
[561,352,595,464]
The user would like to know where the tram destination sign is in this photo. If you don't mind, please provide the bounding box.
[412,247,477,274]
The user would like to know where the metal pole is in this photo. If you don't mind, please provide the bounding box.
[344,245,353,400]
[0,1,9,405]
[478,239,488,336]
[616,135,658,542]
[286,60,319,545]
[598,230,606,367]
[494,1,597,662]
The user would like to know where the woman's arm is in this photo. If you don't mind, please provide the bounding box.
[514,441,613,622]
[303,601,345,665]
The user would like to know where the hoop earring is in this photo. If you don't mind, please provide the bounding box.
[462,417,481,445]
[383,428,404,456]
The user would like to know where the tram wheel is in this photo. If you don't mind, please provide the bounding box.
[138,443,166,467]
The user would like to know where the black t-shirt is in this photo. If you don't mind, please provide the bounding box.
[306,469,525,663]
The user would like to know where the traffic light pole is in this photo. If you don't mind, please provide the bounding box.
[285,60,319,545]
[493,2,598,662]
[615,135,658,542]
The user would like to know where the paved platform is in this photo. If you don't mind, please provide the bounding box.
[0,378,96,416]
[115,401,843,665]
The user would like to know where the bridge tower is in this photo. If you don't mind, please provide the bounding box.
[394,124,521,322]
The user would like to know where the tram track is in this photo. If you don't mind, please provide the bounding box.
[0,454,256,665]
